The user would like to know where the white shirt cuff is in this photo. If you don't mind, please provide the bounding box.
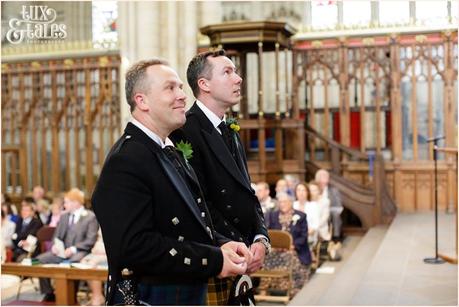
[253,234,269,243]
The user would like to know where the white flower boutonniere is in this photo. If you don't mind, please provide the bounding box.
[292,214,301,226]
[81,210,88,217]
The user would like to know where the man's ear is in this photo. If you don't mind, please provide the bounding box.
[197,78,210,93]
[134,93,149,111]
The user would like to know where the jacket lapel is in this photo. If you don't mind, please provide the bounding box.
[56,214,69,240]
[176,153,201,188]
[202,129,251,189]
[189,104,252,192]
[233,133,251,186]
[156,152,211,238]
[125,123,211,239]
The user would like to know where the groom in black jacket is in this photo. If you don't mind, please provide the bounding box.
[92,58,251,305]
[171,50,270,305]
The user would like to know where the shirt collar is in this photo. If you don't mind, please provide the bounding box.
[196,100,226,134]
[131,118,174,148]
[71,206,85,223]
[23,217,32,224]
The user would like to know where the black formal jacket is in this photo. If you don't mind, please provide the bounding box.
[12,217,43,257]
[265,210,312,265]
[171,103,268,245]
[92,123,230,304]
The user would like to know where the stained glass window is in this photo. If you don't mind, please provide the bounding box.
[92,1,118,47]
[311,0,338,30]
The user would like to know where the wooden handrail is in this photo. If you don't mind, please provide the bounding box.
[305,123,397,227]
[305,125,368,161]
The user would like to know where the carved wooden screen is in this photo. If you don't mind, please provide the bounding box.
[1,55,121,198]
[294,32,457,162]
[399,36,457,161]
[294,31,457,212]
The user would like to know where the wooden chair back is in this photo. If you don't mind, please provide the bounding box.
[36,226,55,254]
[268,229,293,250]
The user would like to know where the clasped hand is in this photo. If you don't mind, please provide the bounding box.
[218,241,266,277]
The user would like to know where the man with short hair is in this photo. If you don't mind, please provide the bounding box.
[275,178,288,198]
[32,185,48,203]
[92,58,251,305]
[256,182,277,215]
[37,188,99,302]
[171,50,269,305]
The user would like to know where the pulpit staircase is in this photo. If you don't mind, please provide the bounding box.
[304,124,397,229]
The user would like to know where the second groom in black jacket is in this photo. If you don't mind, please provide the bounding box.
[171,50,270,305]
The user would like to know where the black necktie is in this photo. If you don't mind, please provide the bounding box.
[20,220,30,235]
[218,121,235,155]
[163,146,187,178]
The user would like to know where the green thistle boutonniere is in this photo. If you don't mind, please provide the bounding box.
[226,118,241,133]
[176,140,193,161]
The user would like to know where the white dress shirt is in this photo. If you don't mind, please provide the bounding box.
[196,100,226,135]
[131,118,175,148]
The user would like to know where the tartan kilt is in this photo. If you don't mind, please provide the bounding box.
[206,277,233,305]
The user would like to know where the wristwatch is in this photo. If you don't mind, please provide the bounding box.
[254,237,272,255]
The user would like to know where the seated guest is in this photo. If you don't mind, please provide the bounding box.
[275,178,288,199]
[315,169,344,242]
[1,210,16,263]
[47,196,64,227]
[11,199,43,262]
[32,185,49,206]
[309,181,331,242]
[35,199,50,225]
[293,182,319,244]
[263,192,311,296]
[293,181,310,212]
[284,174,299,197]
[80,228,107,306]
[36,188,99,302]
[256,181,277,215]
[1,193,19,224]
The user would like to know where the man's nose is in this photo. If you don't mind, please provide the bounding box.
[177,88,187,101]
[235,73,242,84]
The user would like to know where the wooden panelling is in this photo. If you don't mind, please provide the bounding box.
[400,173,416,212]
[294,30,457,212]
[416,173,432,211]
[1,55,121,199]
[338,162,455,212]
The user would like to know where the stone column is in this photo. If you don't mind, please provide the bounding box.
[117,1,166,126]
[199,1,223,27]
[117,1,202,124]
[179,1,198,104]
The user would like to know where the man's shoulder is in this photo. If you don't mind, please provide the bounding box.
[81,209,97,219]
[172,116,203,143]
[108,134,156,162]
[183,111,201,130]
